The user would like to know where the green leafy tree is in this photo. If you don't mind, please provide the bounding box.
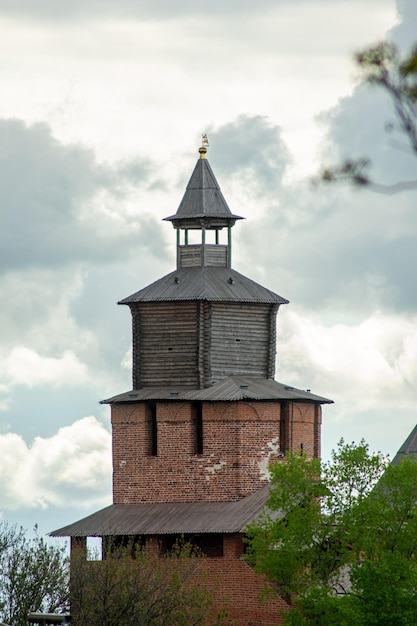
[70,539,215,626]
[245,440,417,625]
[0,522,69,626]
[317,41,417,193]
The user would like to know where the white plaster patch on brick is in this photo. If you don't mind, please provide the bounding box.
[258,457,271,481]
[258,437,279,481]
[205,460,227,474]
[119,460,126,468]
[266,438,279,453]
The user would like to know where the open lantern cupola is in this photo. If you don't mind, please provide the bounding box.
[164,137,244,270]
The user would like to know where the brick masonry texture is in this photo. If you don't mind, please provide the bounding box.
[200,535,288,626]
[109,397,322,622]
[112,400,321,504]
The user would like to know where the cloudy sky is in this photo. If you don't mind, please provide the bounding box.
[1,0,416,537]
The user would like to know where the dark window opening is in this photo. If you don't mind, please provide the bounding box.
[314,403,320,458]
[161,533,223,558]
[192,402,203,454]
[280,401,289,455]
[102,535,145,560]
[146,403,157,456]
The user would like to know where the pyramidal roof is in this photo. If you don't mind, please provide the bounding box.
[119,266,288,305]
[392,424,417,465]
[164,147,243,223]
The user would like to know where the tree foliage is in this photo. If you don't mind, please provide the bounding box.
[317,41,417,193]
[70,539,215,626]
[0,522,69,626]
[245,440,417,625]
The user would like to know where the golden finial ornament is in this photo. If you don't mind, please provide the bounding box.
[199,133,209,159]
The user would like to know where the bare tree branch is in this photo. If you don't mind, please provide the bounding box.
[316,41,417,194]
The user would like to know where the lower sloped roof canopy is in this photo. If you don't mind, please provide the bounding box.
[101,376,333,405]
[50,485,281,538]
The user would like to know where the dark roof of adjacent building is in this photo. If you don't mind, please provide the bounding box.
[50,485,279,537]
[163,156,243,223]
[118,267,289,305]
[101,375,333,405]
[391,424,417,465]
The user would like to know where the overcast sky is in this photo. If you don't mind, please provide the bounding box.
[1,0,416,537]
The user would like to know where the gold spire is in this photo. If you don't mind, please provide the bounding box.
[198,133,209,159]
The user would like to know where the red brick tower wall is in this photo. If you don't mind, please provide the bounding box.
[112,399,321,504]
[202,535,289,626]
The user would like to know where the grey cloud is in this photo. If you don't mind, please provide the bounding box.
[207,115,291,194]
[319,0,417,186]
[220,103,417,317]
[325,0,410,174]
[1,385,104,442]
[243,179,417,317]
[0,119,168,273]
[0,119,172,425]
[0,0,347,21]
[391,0,417,49]
[264,1,417,317]
[321,86,417,185]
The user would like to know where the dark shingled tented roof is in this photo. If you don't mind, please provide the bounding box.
[50,485,279,537]
[101,376,333,405]
[392,424,417,465]
[118,267,288,305]
[164,157,243,223]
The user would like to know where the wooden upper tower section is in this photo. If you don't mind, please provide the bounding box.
[119,137,289,390]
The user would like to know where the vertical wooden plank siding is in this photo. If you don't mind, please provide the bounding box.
[131,301,279,389]
[267,304,279,379]
[133,302,199,387]
[197,301,212,388]
[132,307,140,389]
[210,303,271,381]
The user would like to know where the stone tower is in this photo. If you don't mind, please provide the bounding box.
[52,138,332,625]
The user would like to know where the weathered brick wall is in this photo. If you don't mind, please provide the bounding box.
[71,534,288,626]
[112,399,320,504]
[196,535,288,626]
[286,402,321,459]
